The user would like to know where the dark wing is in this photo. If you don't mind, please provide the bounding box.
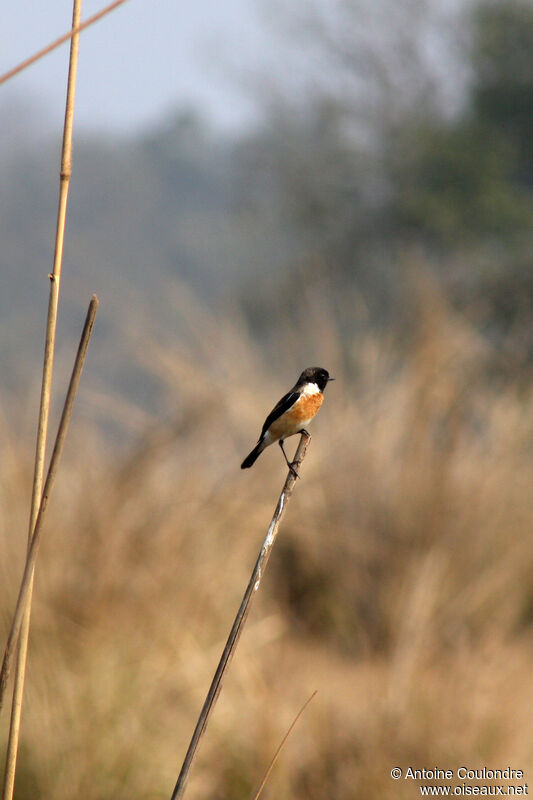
[260,390,299,438]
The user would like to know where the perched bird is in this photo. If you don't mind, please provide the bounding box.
[241,367,334,475]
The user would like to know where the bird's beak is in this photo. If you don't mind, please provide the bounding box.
[328,377,335,381]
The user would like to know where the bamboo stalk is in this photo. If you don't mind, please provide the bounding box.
[0,0,129,87]
[170,432,311,800]
[0,296,99,712]
[2,2,82,797]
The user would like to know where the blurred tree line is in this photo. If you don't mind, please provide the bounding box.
[2,0,533,380]
[239,0,533,351]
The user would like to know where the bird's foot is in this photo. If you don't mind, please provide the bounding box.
[289,461,301,479]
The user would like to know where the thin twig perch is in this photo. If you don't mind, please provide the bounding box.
[0,295,99,713]
[170,431,311,800]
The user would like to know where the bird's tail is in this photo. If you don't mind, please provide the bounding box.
[241,441,264,469]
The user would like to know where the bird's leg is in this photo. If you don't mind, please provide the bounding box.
[279,439,300,479]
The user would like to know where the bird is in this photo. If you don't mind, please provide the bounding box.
[241,367,334,476]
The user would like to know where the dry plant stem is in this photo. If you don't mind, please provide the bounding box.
[0,0,128,86]
[170,432,311,800]
[0,296,99,713]
[252,690,317,800]
[2,3,82,798]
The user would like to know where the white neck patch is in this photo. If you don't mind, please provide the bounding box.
[301,382,320,396]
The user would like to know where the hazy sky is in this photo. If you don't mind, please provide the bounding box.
[3,0,270,135]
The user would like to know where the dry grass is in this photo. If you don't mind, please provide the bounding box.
[1,281,533,799]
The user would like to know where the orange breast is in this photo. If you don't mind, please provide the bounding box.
[288,392,323,422]
[268,392,323,440]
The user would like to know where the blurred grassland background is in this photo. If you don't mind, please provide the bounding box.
[3,0,533,798]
